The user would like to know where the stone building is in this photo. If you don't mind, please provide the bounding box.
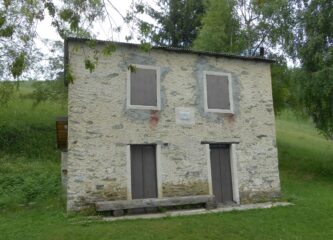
[62,37,281,212]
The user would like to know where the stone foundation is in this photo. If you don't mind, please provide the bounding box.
[239,190,282,204]
[162,181,209,197]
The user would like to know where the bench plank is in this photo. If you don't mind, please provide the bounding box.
[95,195,215,212]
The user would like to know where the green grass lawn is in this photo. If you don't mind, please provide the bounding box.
[0,82,333,240]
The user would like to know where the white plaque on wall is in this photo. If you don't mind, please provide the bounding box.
[175,107,195,125]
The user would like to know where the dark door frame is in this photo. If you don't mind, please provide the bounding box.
[206,143,239,204]
[126,144,162,200]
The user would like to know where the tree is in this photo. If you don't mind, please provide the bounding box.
[25,77,68,107]
[295,0,333,137]
[1,0,160,81]
[193,0,244,53]
[193,0,296,56]
[271,62,291,114]
[133,0,205,48]
[235,0,296,56]
[1,1,168,108]
[0,0,108,80]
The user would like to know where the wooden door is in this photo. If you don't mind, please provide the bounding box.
[210,144,233,204]
[131,145,157,199]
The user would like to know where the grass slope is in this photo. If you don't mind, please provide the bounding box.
[0,82,65,209]
[0,82,333,240]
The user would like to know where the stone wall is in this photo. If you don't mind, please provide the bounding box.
[66,41,281,210]
[61,151,68,189]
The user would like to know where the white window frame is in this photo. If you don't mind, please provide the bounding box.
[127,64,161,110]
[203,71,234,114]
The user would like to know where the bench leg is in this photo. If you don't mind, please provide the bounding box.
[112,209,124,217]
[205,201,217,210]
[145,207,158,213]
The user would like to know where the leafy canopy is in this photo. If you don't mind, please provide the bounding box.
[295,0,333,137]
[193,0,243,53]
[0,0,148,80]
[132,0,205,48]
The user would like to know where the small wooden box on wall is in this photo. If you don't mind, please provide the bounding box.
[56,116,68,151]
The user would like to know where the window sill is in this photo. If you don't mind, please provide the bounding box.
[127,105,160,111]
[204,109,234,114]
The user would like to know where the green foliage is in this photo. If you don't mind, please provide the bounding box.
[298,0,333,72]
[0,0,44,79]
[135,0,205,48]
[102,43,116,56]
[301,67,333,138]
[84,58,96,73]
[286,68,308,116]
[0,0,105,79]
[128,64,137,73]
[10,53,26,79]
[293,0,333,137]
[45,1,56,17]
[0,82,66,160]
[0,15,5,27]
[139,21,153,38]
[65,64,74,84]
[23,79,68,107]
[3,0,11,9]
[193,0,244,53]
[0,159,60,209]
[242,0,295,56]
[0,25,14,37]
[271,63,291,114]
[0,81,16,107]
[138,41,152,53]
[277,110,333,178]
[86,40,97,49]
[194,0,295,56]
[0,81,66,210]
[59,8,80,32]
[270,63,306,115]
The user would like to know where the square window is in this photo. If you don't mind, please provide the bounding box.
[127,65,161,110]
[204,71,234,113]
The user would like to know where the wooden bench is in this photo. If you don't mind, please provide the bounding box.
[95,195,216,216]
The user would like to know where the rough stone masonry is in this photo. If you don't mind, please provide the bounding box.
[64,38,281,211]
